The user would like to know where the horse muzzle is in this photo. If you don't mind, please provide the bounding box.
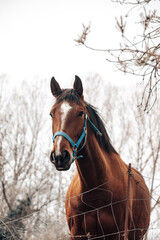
[50,150,72,171]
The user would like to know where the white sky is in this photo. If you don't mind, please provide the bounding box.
[0,0,159,88]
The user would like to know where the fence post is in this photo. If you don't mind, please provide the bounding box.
[124,163,132,240]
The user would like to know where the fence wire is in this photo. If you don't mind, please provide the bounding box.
[0,170,160,240]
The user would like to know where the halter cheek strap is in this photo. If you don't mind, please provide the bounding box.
[52,114,102,163]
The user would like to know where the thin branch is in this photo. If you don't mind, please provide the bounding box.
[1,180,12,212]
[0,218,16,240]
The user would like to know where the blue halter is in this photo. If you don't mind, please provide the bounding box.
[52,113,102,163]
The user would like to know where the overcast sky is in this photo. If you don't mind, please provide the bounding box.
[0,0,159,88]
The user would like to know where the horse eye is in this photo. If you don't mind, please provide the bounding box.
[78,111,84,117]
[50,113,54,118]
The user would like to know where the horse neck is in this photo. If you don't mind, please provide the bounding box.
[75,130,116,189]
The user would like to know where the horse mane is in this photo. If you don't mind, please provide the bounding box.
[86,103,118,155]
[56,89,118,155]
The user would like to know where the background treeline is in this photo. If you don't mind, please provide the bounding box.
[0,74,159,239]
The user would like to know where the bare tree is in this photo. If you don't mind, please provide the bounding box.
[75,0,160,112]
[0,78,69,239]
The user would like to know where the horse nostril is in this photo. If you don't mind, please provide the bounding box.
[50,150,71,168]
[62,150,70,163]
[50,151,55,163]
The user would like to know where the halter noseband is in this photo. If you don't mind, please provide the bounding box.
[52,113,102,163]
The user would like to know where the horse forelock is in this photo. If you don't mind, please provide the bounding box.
[56,89,83,105]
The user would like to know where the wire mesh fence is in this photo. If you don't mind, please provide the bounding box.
[0,167,160,240]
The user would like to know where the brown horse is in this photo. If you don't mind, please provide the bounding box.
[49,76,150,240]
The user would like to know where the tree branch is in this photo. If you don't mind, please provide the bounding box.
[1,180,12,212]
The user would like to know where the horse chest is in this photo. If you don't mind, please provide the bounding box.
[68,188,112,210]
[67,197,119,238]
[67,191,117,225]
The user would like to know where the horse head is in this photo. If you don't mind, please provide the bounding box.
[50,76,87,171]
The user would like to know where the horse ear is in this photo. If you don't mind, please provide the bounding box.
[73,75,83,97]
[50,77,61,97]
